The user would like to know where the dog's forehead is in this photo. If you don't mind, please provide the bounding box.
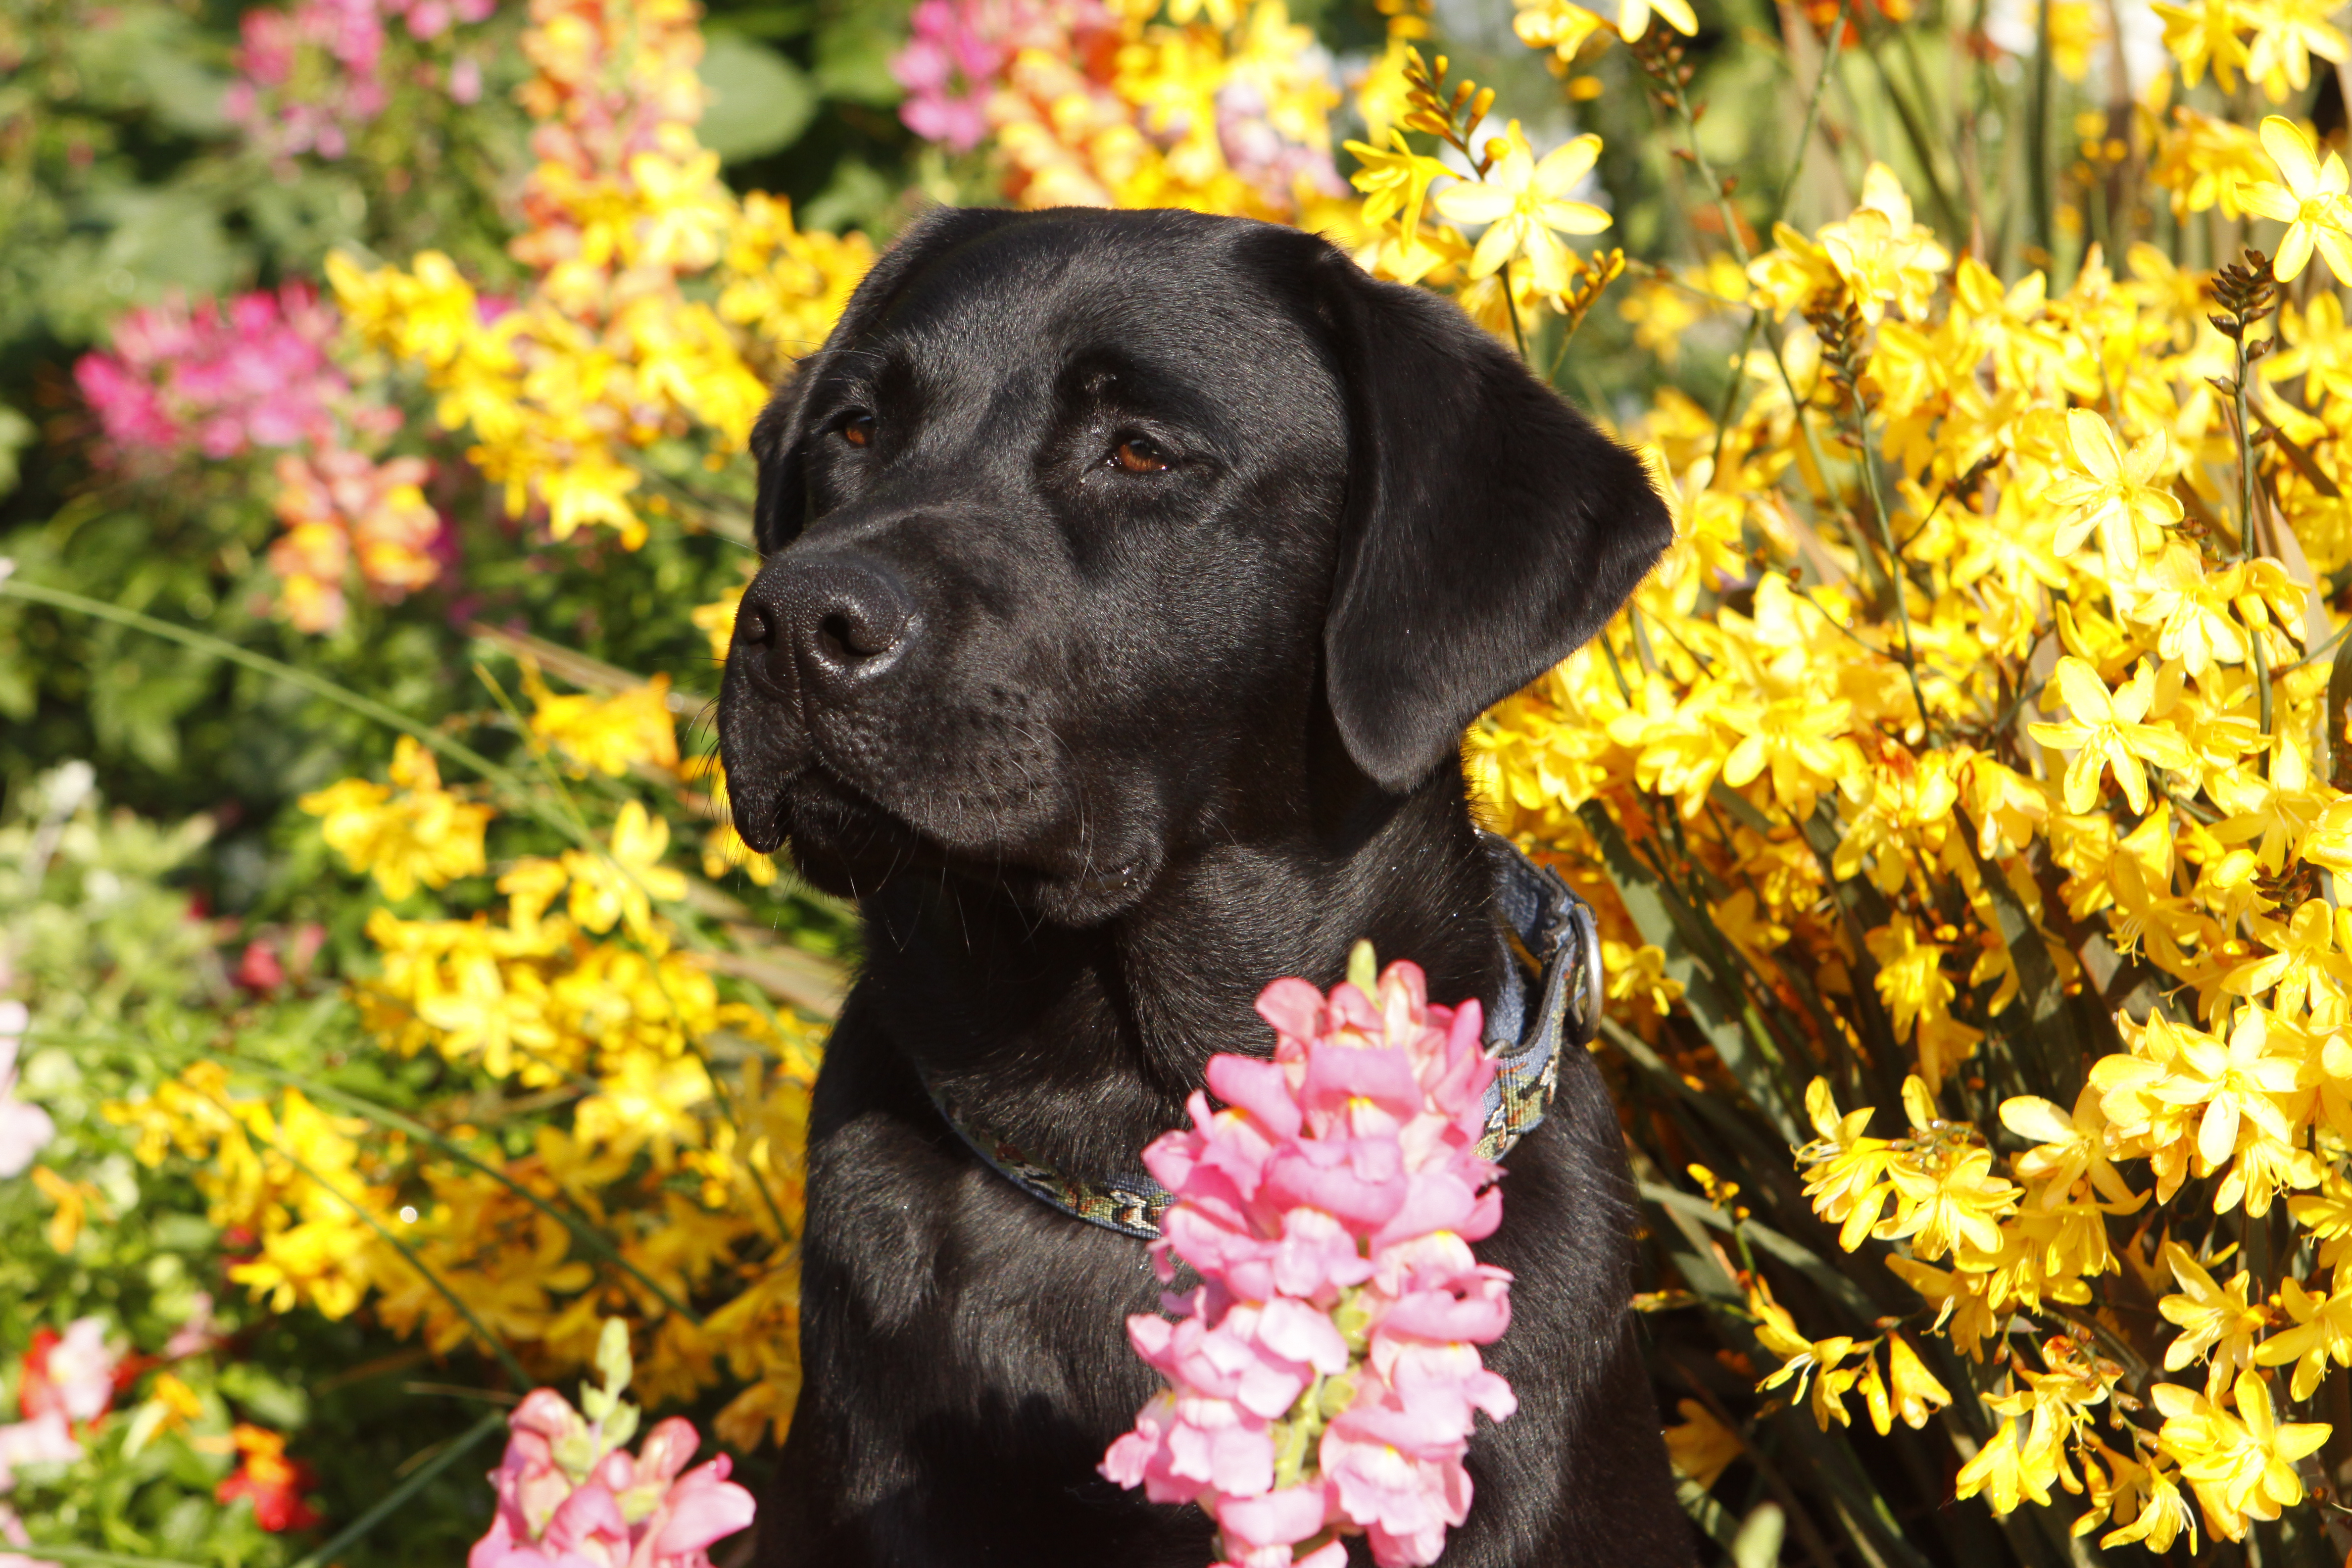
[861,216,1328,402]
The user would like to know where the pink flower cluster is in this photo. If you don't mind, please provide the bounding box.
[470,1332,755,1568]
[74,287,445,630]
[889,0,1007,151]
[74,284,370,465]
[888,0,1113,152]
[227,0,495,160]
[1101,957,1518,1568]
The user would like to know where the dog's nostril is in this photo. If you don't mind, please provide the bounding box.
[738,602,775,647]
[818,611,860,661]
[766,555,916,685]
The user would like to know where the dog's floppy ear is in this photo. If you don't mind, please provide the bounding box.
[1312,255,1672,793]
[749,206,1032,552]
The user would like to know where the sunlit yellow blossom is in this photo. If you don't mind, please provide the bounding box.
[2158,1243,2272,1397]
[1512,0,1612,61]
[300,738,492,901]
[2044,410,2181,570]
[2243,0,2348,101]
[2152,0,2251,87]
[2238,116,2352,283]
[1343,129,1451,240]
[525,668,682,778]
[2153,1372,2329,1539]
[1432,124,1610,296]
[2254,1274,2352,1398]
[2027,657,2197,814]
[563,801,690,937]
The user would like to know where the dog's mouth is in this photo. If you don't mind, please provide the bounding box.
[728,753,1147,910]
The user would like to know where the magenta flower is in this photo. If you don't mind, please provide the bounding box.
[889,0,1005,152]
[1102,949,1518,1568]
[75,284,352,466]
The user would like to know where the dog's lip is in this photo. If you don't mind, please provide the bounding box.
[765,761,1145,897]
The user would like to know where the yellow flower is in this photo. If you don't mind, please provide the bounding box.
[2238,116,2352,283]
[1881,1138,2018,1262]
[300,737,492,901]
[2242,0,2349,102]
[1878,1334,1953,1432]
[2149,105,2274,219]
[1512,0,1612,61]
[2153,1371,2329,1539]
[1797,1077,1898,1250]
[2254,1274,2352,1399]
[2027,657,2197,815]
[2151,0,2251,88]
[2001,1083,2142,1207]
[1601,938,1683,1015]
[2043,409,2181,570]
[563,801,690,938]
[1661,1399,1740,1489]
[1343,129,1451,240]
[2158,1243,2273,1397]
[1431,124,1610,296]
[1720,693,1854,821]
[1814,164,1952,323]
[525,668,682,778]
[1864,916,1955,1047]
[2147,1006,2304,1193]
[1598,0,1696,42]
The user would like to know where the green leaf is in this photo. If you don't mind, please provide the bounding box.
[814,11,908,105]
[698,34,818,163]
[1578,802,1801,1142]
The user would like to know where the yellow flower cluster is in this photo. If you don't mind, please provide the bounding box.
[330,0,872,548]
[121,665,823,1444]
[299,736,491,901]
[1454,15,2352,1536]
[971,0,1346,220]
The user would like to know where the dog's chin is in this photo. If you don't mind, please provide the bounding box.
[735,768,1160,926]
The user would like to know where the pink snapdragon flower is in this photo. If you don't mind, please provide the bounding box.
[1102,951,1518,1568]
[470,1323,755,1568]
[75,285,356,465]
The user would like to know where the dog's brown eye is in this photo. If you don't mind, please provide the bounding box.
[1113,436,1169,474]
[841,414,874,447]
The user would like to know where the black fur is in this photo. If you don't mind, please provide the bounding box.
[716,206,1689,1567]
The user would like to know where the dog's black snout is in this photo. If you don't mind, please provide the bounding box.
[763,555,916,690]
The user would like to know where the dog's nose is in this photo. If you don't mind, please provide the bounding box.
[738,555,916,693]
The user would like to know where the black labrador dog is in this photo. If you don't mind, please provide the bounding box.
[717,205,1690,1567]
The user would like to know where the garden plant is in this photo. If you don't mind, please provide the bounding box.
[8,0,2352,1559]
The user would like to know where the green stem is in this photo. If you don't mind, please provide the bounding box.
[2028,0,2056,272]
[1500,257,1529,361]
[2229,334,2277,748]
[8,1548,204,1568]
[1708,2,1853,475]
[1861,29,1967,242]
[227,1052,706,1324]
[287,1410,510,1568]
[0,578,593,857]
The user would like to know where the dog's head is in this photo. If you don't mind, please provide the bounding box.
[718,207,1669,925]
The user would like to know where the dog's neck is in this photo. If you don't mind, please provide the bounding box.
[854,771,1505,1183]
